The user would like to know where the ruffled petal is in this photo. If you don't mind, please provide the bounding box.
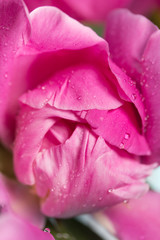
[14,105,79,184]
[85,103,150,155]
[20,62,123,111]
[32,125,153,218]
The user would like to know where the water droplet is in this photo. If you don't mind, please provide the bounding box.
[124,133,130,140]
[141,97,145,102]
[99,196,102,201]
[4,73,8,78]
[140,81,144,86]
[119,142,124,149]
[77,96,81,100]
[41,86,45,90]
[108,188,113,193]
[131,93,136,101]
[123,199,129,204]
[145,115,149,121]
[44,228,50,233]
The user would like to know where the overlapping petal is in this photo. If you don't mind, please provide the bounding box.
[85,103,150,155]
[105,9,158,81]
[105,9,160,163]
[24,0,132,22]
[14,110,154,217]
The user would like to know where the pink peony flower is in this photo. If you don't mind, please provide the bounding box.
[0,0,157,217]
[101,191,160,240]
[23,0,159,22]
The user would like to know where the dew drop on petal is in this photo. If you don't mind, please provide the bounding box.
[124,133,130,140]
[77,96,81,100]
[44,228,50,233]
[4,73,8,78]
[108,188,113,193]
[119,142,124,149]
[131,93,136,101]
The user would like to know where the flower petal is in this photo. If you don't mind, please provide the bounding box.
[0,173,45,228]
[103,191,160,240]
[105,9,158,81]
[0,213,54,240]
[141,31,160,163]
[0,0,30,145]
[14,105,79,184]
[85,103,150,155]
[20,61,123,111]
[33,125,153,217]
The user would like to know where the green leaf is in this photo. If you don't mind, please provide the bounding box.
[45,218,104,240]
[83,22,104,37]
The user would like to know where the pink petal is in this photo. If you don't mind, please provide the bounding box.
[108,59,147,130]
[129,0,158,15]
[105,9,158,81]
[24,0,132,22]
[0,0,30,145]
[32,125,153,217]
[0,213,54,240]
[29,6,107,52]
[14,105,79,184]
[141,31,160,163]
[103,191,160,240]
[0,4,108,146]
[0,173,45,228]
[85,103,150,155]
[20,62,123,111]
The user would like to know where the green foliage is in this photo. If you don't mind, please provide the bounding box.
[46,218,104,240]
